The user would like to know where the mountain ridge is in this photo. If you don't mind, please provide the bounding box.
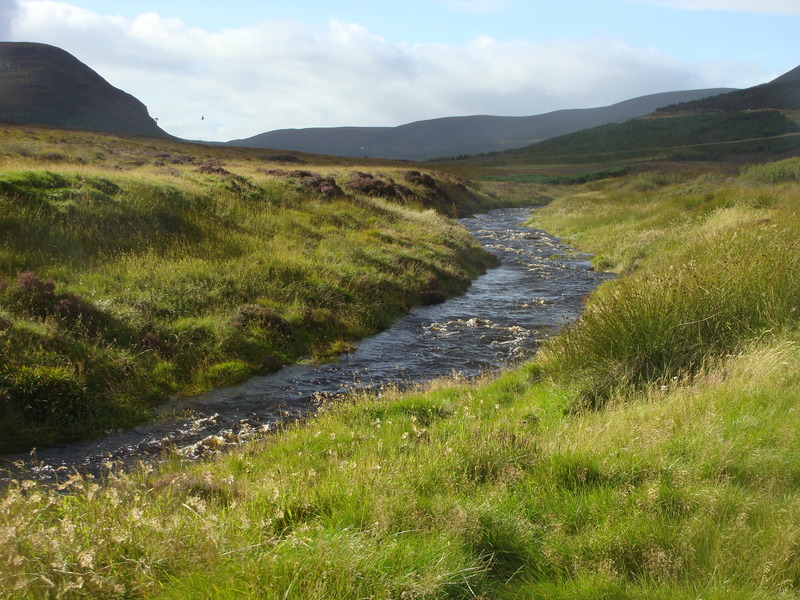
[227,88,736,160]
[478,63,800,165]
[654,64,800,115]
[770,65,800,84]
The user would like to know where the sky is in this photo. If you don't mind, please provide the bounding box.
[0,0,798,141]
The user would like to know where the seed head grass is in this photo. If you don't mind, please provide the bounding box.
[532,160,800,404]
[3,328,800,598]
[3,132,800,598]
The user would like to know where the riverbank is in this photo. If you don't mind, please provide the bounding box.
[0,125,522,452]
[2,158,800,598]
[2,208,608,481]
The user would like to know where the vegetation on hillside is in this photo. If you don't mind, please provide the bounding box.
[510,110,800,160]
[452,108,800,168]
[0,125,508,451]
[3,158,800,599]
[656,79,800,113]
[481,166,630,185]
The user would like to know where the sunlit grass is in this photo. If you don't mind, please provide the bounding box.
[3,332,799,598]
[531,161,800,403]
[0,125,506,450]
[3,129,800,599]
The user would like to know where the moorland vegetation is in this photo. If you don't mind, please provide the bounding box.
[2,123,800,598]
[505,110,800,163]
[0,123,513,451]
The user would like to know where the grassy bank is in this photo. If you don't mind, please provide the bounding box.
[2,157,800,598]
[0,125,505,451]
[529,159,800,404]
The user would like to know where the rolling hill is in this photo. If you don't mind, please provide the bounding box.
[654,65,800,114]
[0,42,169,137]
[479,64,800,165]
[227,88,734,161]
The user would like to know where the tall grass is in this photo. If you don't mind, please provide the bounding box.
[3,138,800,598]
[0,146,498,450]
[741,156,800,184]
[541,215,800,402]
[3,334,800,599]
[528,160,800,401]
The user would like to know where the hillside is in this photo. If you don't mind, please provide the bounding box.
[0,42,169,137]
[770,64,800,84]
[467,64,800,166]
[655,65,800,114]
[227,88,734,161]
[502,110,800,163]
[0,122,514,452]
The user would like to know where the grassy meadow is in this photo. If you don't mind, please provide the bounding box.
[2,152,800,598]
[0,123,509,451]
[0,110,800,600]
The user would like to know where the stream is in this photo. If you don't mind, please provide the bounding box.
[2,207,611,483]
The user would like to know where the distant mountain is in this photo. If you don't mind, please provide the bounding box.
[0,42,169,137]
[492,64,800,165]
[227,88,735,161]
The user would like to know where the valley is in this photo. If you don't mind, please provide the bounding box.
[1,40,800,600]
[2,146,799,599]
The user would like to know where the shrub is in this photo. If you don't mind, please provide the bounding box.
[196,161,232,176]
[740,157,800,184]
[403,170,437,188]
[263,169,344,198]
[292,172,343,198]
[343,171,414,200]
[13,271,56,316]
[231,304,292,336]
[259,154,307,163]
[7,271,119,337]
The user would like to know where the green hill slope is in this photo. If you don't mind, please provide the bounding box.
[0,123,503,451]
[507,110,800,162]
[656,66,800,114]
[465,65,800,166]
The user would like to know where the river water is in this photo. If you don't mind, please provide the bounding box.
[2,207,611,483]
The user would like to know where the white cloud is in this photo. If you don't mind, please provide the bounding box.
[631,0,800,15]
[0,0,20,38]
[6,1,765,141]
